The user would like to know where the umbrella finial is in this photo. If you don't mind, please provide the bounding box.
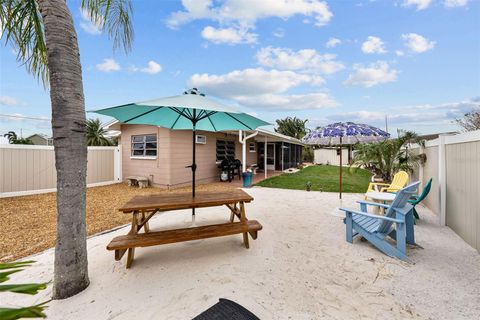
[184,88,206,96]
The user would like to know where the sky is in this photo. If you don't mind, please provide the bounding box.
[1,0,479,138]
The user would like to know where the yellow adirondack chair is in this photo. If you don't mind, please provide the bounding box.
[366,171,409,193]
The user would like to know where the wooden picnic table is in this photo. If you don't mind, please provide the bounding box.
[107,189,263,269]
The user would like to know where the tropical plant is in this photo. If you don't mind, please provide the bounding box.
[351,130,425,181]
[456,110,480,131]
[0,261,49,320]
[275,117,308,139]
[0,0,133,299]
[86,118,112,146]
[3,131,33,144]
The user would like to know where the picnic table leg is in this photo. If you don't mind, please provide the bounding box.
[141,211,150,233]
[126,211,139,269]
[240,202,249,249]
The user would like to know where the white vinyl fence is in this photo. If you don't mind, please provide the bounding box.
[0,145,122,197]
[412,130,480,252]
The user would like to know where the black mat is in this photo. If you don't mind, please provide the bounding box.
[192,298,260,320]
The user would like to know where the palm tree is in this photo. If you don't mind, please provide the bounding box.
[1,0,133,299]
[3,131,18,143]
[86,118,112,146]
[352,130,425,181]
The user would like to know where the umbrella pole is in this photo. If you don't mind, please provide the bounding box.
[339,137,342,200]
[191,125,197,222]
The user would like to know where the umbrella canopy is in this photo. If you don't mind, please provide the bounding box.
[92,88,268,132]
[302,122,390,199]
[302,122,390,145]
[91,88,270,220]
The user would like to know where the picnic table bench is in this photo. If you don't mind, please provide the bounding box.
[107,189,262,268]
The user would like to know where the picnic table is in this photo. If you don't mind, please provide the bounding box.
[107,189,263,268]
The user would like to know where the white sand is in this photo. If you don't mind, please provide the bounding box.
[3,187,480,319]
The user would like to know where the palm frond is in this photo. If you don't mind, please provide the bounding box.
[81,0,134,53]
[0,0,48,85]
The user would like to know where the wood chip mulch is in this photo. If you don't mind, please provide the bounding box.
[0,182,236,262]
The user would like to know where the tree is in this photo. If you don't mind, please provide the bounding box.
[456,111,480,131]
[3,131,33,144]
[352,130,425,181]
[275,117,308,139]
[86,118,113,146]
[1,0,133,299]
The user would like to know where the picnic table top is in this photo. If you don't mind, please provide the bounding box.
[365,191,396,202]
[119,189,254,213]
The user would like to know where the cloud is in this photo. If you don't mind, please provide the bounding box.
[188,67,337,111]
[273,28,285,38]
[96,58,121,72]
[402,0,432,11]
[325,37,341,48]
[444,0,468,7]
[344,61,398,87]
[395,50,405,56]
[201,26,257,44]
[167,0,332,44]
[361,36,387,54]
[167,0,333,28]
[130,61,162,74]
[0,96,17,106]
[79,8,102,35]
[235,93,337,111]
[402,33,436,53]
[188,68,314,97]
[256,47,344,74]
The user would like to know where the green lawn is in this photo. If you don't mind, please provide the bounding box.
[255,165,372,193]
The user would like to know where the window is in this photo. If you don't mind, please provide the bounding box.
[249,142,256,152]
[131,134,157,158]
[216,140,235,161]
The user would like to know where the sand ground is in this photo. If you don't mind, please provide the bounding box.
[3,187,480,319]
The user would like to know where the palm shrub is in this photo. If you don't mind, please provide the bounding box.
[352,130,425,182]
[86,118,112,146]
[0,261,49,320]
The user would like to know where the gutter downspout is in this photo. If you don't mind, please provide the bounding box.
[239,130,259,172]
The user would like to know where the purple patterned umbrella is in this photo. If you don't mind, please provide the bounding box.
[302,122,390,199]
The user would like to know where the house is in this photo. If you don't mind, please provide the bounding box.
[26,133,53,145]
[105,121,304,188]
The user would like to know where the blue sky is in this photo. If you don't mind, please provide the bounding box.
[1,0,479,138]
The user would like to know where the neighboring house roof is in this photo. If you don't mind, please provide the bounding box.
[103,120,304,145]
[418,132,458,141]
[26,133,51,140]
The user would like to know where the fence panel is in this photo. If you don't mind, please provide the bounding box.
[0,145,120,197]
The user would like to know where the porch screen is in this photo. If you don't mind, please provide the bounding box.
[131,134,157,157]
[216,140,235,161]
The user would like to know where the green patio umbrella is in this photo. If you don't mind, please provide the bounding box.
[91,88,270,218]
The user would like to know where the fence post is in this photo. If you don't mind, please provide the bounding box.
[114,145,122,182]
[438,134,447,226]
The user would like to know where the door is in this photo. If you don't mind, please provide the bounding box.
[267,143,275,170]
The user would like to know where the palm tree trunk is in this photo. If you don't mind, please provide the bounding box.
[37,0,89,299]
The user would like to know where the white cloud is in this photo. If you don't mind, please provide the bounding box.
[273,28,285,38]
[167,0,333,28]
[188,68,313,97]
[395,50,405,56]
[325,37,341,48]
[361,36,387,54]
[256,47,344,74]
[79,8,102,35]
[96,58,121,72]
[0,96,18,106]
[141,61,162,74]
[235,93,337,110]
[201,26,257,44]
[344,61,398,87]
[402,0,432,11]
[402,33,435,53]
[444,0,468,7]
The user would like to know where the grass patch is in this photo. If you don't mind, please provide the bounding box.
[255,165,372,193]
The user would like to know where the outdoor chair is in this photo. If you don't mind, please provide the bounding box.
[341,181,420,261]
[366,170,409,194]
[408,178,432,219]
[232,159,242,180]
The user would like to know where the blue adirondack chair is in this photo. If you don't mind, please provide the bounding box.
[340,182,420,261]
[408,178,432,220]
